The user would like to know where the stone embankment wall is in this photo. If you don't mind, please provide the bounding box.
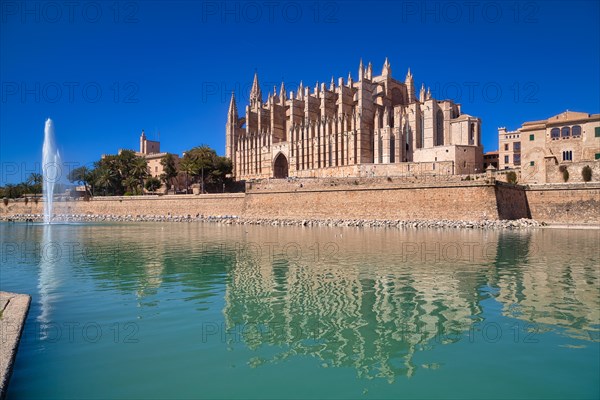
[526,183,600,224]
[1,194,246,217]
[245,180,503,220]
[1,181,598,225]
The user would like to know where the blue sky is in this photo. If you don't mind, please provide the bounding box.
[1,0,599,183]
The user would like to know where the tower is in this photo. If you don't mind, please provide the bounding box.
[139,130,146,154]
[249,72,262,108]
[382,57,391,77]
[405,68,415,103]
[226,92,238,160]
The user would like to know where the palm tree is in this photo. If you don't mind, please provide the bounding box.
[96,169,115,196]
[179,157,198,194]
[27,173,43,197]
[130,157,149,195]
[122,176,139,195]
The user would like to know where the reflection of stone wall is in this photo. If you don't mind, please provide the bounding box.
[494,229,599,339]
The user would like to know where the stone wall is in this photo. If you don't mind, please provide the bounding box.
[525,183,600,224]
[244,182,503,220]
[2,182,598,225]
[0,194,246,217]
[495,183,530,220]
[544,161,600,184]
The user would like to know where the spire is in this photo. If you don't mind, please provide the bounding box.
[140,130,146,138]
[228,92,238,120]
[419,83,426,102]
[426,87,431,100]
[330,76,335,91]
[382,57,391,77]
[366,62,373,80]
[405,68,415,103]
[250,72,262,105]
[358,59,364,81]
[279,82,286,105]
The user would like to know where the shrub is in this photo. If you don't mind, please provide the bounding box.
[465,175,471,181]
[33,197,39,205]
[24,197,29,205]
[387,176,392,182]
[2,198,8,206]
[582,165,592,182]
[561,167,569,182]
[506,171,518,184]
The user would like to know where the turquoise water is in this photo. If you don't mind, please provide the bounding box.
[1,222,599,399]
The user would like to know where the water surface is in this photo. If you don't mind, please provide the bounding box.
[1,222,598,399]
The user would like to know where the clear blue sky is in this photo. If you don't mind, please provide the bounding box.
[1,0,599,183]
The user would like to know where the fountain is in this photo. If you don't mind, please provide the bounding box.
[42,118,61,224]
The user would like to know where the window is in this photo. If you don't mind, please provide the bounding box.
[562,150,573,161]
[572,125,581,137]
[530,161,535,166]
[504,155,509,163]
[513,142,521,151]
[436,109,444,146]
[514,154,521,165]
[596,127,600,137]
[469,123,475,145]
[529,134,534,141]
[504,143,509,151]
[561,127,570,138]
[596,153,600,160]
[551,128,560,139]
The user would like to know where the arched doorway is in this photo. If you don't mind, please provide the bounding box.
[273,153,289,178]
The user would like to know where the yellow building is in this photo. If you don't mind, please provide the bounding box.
[499,111,600,183]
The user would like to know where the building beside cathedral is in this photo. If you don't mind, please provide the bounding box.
[499,111,600,183]
[138,130,179,178]
[226,59,484,180]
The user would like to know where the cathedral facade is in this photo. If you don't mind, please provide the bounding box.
[226,59,483,180]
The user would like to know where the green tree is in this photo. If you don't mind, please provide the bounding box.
[122,176,139,195]
[26,173,43,197]
[181,145,233,193]
[130,157,149,194]
[179,156,199,194]
[67,166,94,196]
[95,168,117,196]
[160,153,178,191]
[145,176,162,192]
[582,165,592,182]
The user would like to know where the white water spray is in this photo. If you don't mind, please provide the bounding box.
[42,118,61,224]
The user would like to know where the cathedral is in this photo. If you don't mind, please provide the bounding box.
[226,59,483,180]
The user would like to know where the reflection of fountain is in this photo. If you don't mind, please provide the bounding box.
[42,118,61,224]
[37,224,61,339]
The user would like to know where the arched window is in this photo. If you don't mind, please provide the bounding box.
[436,109,444,146]
[572,125,581,137]
[561,126,570,137]
[378,135,383,163]
[390,135,395,163]
[551,128,560,139]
